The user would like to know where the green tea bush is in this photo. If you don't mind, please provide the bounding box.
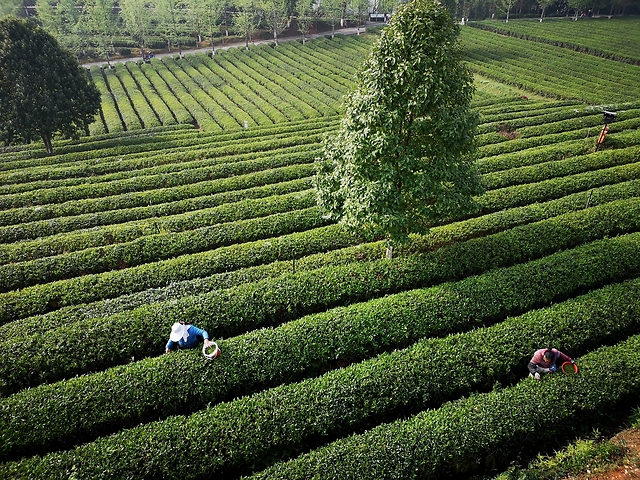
[2,279,639,477]
[1,198,638,395]
[247,334,640,479]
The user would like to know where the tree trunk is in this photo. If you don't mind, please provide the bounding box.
[42,134,54,155]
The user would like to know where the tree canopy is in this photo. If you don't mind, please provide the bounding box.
[0,16,100,154]
[314,0,483,250]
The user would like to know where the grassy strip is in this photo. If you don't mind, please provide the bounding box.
[0,197,638,395]
[0,137,322,209]
[3,277,639,477]
[0,161,316,233]
[0,116,334,173]
[6,140,639,264]
[1,167,639,324]
[0,126,329,193]
[483,145,640,190]
[0,177,313,244]
[0,206,329,293]
[0,190,316,266]
[470,21,640,65]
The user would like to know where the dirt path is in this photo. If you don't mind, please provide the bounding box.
[569,429,640,480]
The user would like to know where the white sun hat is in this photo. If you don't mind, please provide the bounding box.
[169,322,190,342]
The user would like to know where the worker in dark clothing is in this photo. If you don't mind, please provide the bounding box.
[528,347,576,380]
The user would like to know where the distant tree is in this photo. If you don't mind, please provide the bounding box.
[374,0,398,15]
[34,0,58,31]
[83,0,118,65]
[347,0,369,33]
[0,0,23,18]
[314,0,482,257]
[0,17,101,154]
[320,0,345,37]
[537,0,555,20]
[567,0,590,18]
[201,0,227,53]
[261,0,289,45]
[52,0,80,51]
[120,0,154,53]
[35,0,79,50]
[497,0,516,21]
[295,0,316,43]
[155,0,187,55]
[232,0,261,49]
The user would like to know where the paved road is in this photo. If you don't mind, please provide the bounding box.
[81,22,381,68]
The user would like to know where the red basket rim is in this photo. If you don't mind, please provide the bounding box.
[561,361,578,375]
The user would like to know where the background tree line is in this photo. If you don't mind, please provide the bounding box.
[0,0,400,61]
[1,0,637,61]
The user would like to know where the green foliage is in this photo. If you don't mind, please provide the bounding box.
[0,17,101,153]
[2,26,640,475]
[120,0,154,49]
[315,0,483,245]
[248,335,640,479]
[0,0,22,18]
[2,196,639,396]
[3,277,640,476]
[494,435,626,480]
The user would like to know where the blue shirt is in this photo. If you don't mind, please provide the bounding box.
[166,324,210,350]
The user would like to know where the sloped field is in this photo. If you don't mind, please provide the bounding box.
[86,35,376,134]
[1,94,640,478]
[470,16,640,64]
[2,23,640,479]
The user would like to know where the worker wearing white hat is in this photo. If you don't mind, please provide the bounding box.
[165,320,217,356]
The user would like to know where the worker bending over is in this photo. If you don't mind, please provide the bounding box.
[528,347,576,380]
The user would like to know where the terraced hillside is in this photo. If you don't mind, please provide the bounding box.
[86,34,377,135]
[460,25,640,104]
[1,22,640,480]
[85,22,640,137]
[471,16,640,64]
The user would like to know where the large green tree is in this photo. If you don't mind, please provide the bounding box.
[314,0,483,256]
[0,17,101,154]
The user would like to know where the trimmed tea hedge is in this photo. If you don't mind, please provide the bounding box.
[246,334,640,480]
[4,176,638,337]
[1,197,638,394]
[2,233,639,459]
[2,279,639,478]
